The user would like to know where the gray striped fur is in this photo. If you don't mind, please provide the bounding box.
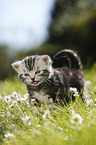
[11,49,85,104]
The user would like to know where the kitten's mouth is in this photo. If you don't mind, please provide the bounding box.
[30,79,42,86]
[31,81,39,85]
[32,81,39,84]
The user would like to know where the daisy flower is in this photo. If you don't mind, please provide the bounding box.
[70,113,83,124]
[9,101,18,108]
[4,95,11,103]
[43,109,50,120]
[4,133,14,138]
[69,87,79,97]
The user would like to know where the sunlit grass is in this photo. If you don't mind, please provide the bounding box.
[0,67,96,145]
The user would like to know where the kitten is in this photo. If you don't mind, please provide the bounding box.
[11,49,85,104]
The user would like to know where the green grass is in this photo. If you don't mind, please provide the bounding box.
[0,67,96,145]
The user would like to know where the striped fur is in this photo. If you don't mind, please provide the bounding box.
[53,49,82,69]
[11,49,85,104]
[24,56,36,71]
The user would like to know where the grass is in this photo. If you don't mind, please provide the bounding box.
[0,66,96,145]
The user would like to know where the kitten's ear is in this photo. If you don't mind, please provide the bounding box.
[42,55,52,65]
[11,61,22,72]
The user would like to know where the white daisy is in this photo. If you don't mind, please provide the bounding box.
[24,93,29,100]
[4,133,14,138]
[0,95,3,100]
[43,109,50,120]
[69,87,79,97]
[86,99,93,106]
[58,126,63,131]
[70,113,83,124]
[9,101,18,108]
[4,95,11,103]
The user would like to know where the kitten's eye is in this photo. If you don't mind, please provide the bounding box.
[35,70,41,74]
[24,73,30,76]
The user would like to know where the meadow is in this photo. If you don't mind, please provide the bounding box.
[0,66,96,145]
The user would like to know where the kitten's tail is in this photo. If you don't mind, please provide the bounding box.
[53,49,82,69]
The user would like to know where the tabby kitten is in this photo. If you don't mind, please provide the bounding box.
[11,49,85,104]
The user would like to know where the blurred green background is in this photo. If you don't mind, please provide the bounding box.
[0,0,96,80]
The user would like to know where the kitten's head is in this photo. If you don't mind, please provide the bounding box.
[11,55,54,86]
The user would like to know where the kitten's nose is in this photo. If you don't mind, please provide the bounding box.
[31,78,35,81]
